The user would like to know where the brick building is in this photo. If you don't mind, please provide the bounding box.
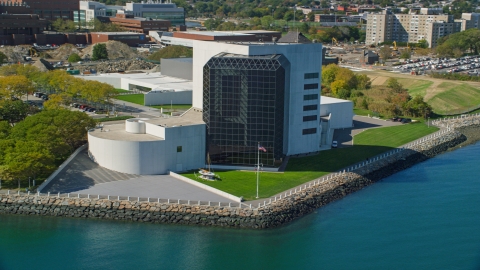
[88,32,149,46]
[97,13,170,34]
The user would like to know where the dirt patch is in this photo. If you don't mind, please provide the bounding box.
[369,75,388,86]
[49,44,82,61]
[0,45,31,63]
[80,41,139,60]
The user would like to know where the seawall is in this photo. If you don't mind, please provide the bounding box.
[1,116,479,229]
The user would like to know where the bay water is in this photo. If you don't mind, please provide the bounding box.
[1,143,480,270]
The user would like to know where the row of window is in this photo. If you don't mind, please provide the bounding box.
[304,94,318,101]
[303,104,317,111]
[304,72,319,79]
[302,128,317,135]
[304,83,318,90]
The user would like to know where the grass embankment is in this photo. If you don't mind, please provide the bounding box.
[427,82,480,115]
[114,94,192,111]
[181,123,438,200]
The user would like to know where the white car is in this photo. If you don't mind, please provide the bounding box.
[332,141,338,148]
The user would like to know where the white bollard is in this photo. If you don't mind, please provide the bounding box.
[147,197,150,202]
[188,200,190,205]
[48,192,50,197]
[138,197,140,202]
[77,194,80,198]
[128,196,130,201]
[68,193,70,198]
[108,195,110,200]
[158,198,160,203]
[229,203,231,208]
[88,194,90,199]
[218,202,220,206]
[168,199,170,203]
[117,196,119,200]
[208,201,210,206]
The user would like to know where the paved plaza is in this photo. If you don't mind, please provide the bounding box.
[43,150,236,203]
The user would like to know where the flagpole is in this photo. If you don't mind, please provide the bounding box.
[256,142,260,199]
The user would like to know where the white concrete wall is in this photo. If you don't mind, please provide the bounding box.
[88,124,205,175]
[79,75,122,89]
[144,91,192,106]
[320,101,354,129]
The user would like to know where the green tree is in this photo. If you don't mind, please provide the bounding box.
[400,49,411,59]
[378,46,393,62]
[321,64,341,86]
[68,53,82,63]
[417,39,428,49]
[0,140,55,183]
[92,43,108,61]
[355,74,371,90]
[52,18,77,32]
[386,77,404,93]
[0,100,30,126]
[330,80,348,96]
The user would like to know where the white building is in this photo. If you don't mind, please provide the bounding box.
[77,0,185,27]
[88,109,205,175]
[193,40,324,165]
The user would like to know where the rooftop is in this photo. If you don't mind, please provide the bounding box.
[92,32,144,35]
[89,108,204,141]
[320,96,353,105]
[83,72,192,91]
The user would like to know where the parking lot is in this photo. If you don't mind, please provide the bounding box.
[393,55,480,75]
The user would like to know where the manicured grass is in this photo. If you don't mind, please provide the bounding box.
[150,104,192,111]
[114,94,144,105]
[181,123,439,200]
[115,89,131,94]
[402,79,433,97]
[428,83,480,115]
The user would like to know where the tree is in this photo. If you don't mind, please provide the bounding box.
[321,64,341,86]
[52,18,76,32]
[378,46,392,62]
[335,68,357,90]
[92,43,108,61]
[355,74,371,90]
[0,100,30,126]
[417,39,428,49]
[68,53,82,63]
[261,15,275,29]
[386,78,404,93]
[0,140,56,183]
[330,80,348,96]
[400,49,411,59]
[0,75,35,98]
[0,51,7,64]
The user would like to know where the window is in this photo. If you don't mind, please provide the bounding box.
[304,94,318,101]
[304,72,319,79]
[303,115,317,122]
[304,83,319,90]
[302,128,317,135]
[303,105,317,111]
[177,146,182,152]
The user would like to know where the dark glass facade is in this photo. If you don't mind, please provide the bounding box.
[203,53,290,167]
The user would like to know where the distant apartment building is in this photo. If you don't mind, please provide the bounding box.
[76,0,184,28]
[366,9,460,47]
[457,13,480,31]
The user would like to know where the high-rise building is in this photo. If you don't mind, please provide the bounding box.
[365,9,459,47]
[457,13,480,31]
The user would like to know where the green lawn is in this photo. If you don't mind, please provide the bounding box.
[115,89,131,94]
[181,123,438,200]
[114,94,144,105]
[428,83,480,115]
[402,79,433,97]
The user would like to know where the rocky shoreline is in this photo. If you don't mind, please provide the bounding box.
[1,115,479,229]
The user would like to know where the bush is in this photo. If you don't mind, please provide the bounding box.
[67,53,81,63]
[92,43,108,61]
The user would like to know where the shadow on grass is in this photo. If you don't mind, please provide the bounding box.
[286,145,394,173]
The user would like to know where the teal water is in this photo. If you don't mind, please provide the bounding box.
[1,143,480,270]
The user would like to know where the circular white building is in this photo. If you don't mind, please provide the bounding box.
[88,109,205,175]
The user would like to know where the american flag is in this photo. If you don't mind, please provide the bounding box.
[258,144,267,152]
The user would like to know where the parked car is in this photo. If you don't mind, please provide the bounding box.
[332,141,338,148]
[42,95,49,101]
[87,107,96,112]
[401,118,412,123]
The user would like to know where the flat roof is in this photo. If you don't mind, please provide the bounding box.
[89,108,204,141]
[320,96,353,105]
[182,31,251,37]
[90,123,163,141]
[92,32,144,35]
[85,72,193,91]
[147,107,204,127]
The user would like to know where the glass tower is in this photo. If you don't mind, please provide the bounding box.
[203,53,290,167]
